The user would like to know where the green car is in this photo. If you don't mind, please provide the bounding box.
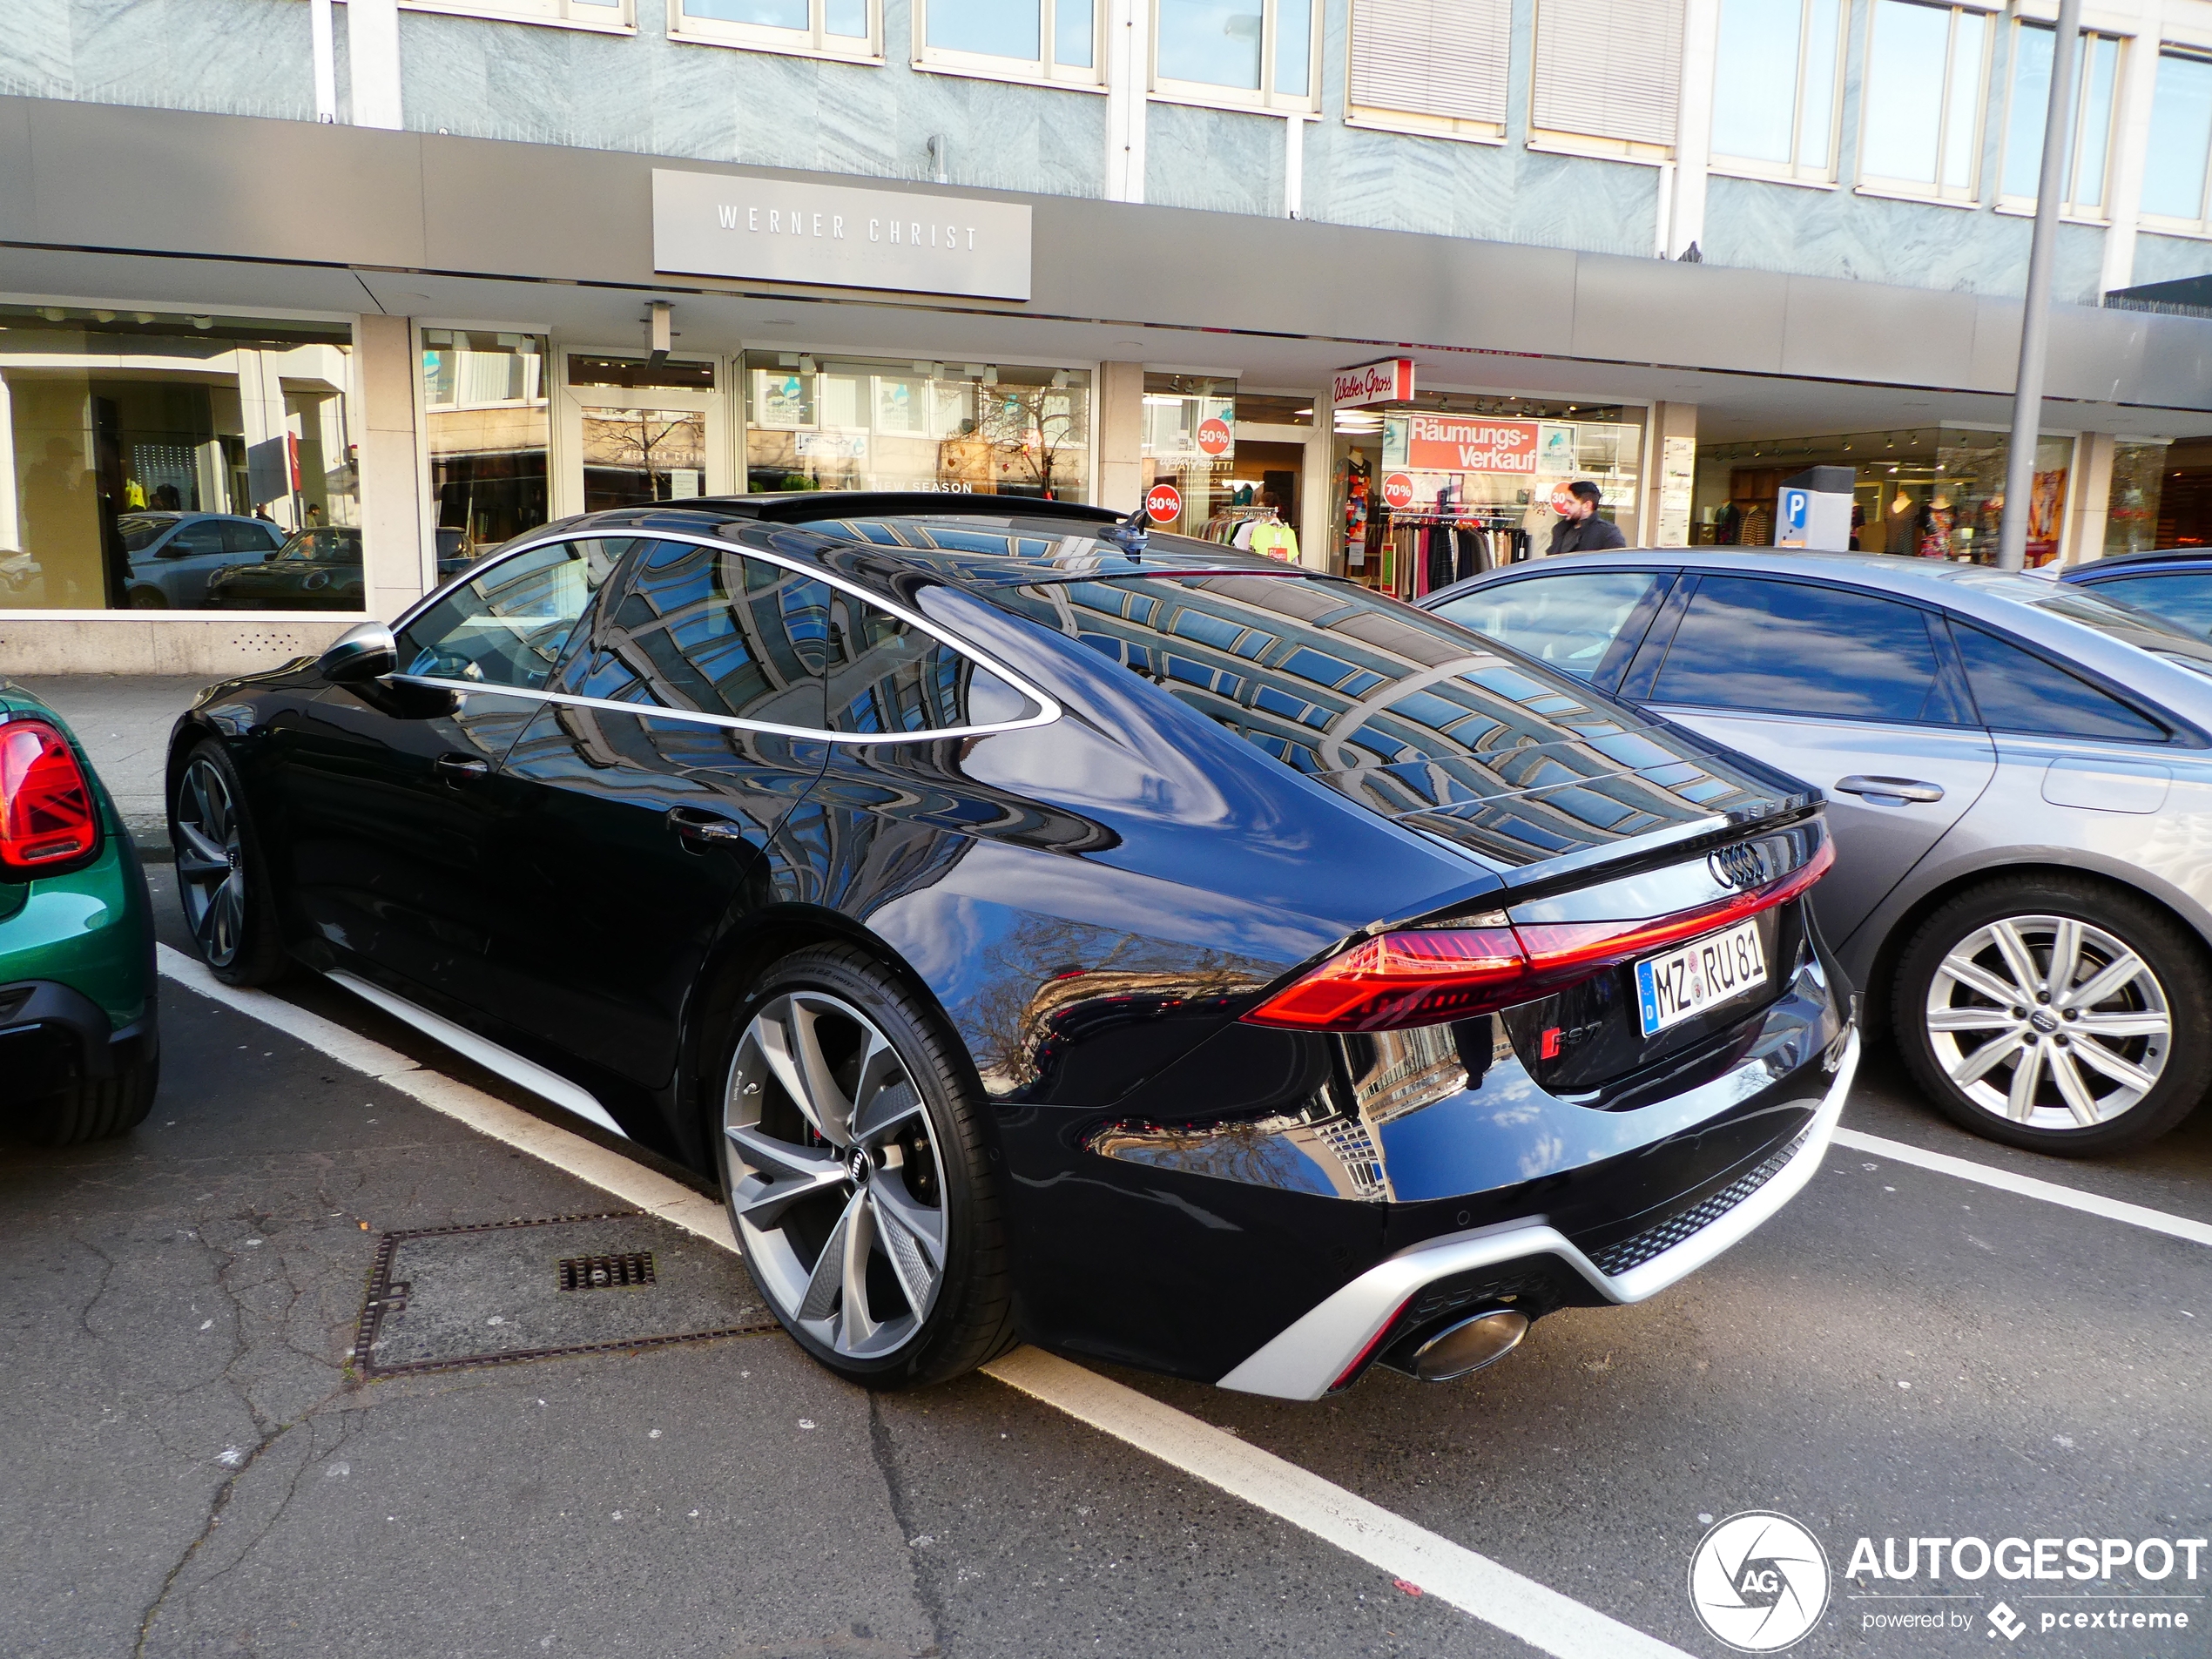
[0,682,159,1143]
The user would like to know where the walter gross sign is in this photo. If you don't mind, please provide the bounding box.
[651,169,1032,300]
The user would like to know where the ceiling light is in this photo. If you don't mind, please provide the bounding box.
[190,315,212,329]
[982,365,999,385]
[38,307,65,321]
[92,310,116,322]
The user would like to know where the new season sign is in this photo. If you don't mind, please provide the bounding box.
[651,169,1033,300]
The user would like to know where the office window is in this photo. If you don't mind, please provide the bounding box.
[1153,0,1319,112]
[670,0,877,60]
[2142,50,2212,228]
[401,0,632,28]
[1345,0,1510,141]
[917,0,1098,82]
[1859,0,1992,202]
[1710,0,1844,181]
[1530,0,1686,158]
[2000,22,2121,214]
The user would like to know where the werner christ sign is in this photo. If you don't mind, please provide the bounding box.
[651,169,1033,300]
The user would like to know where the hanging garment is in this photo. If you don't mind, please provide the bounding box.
[1231,516,1259,550]
[1251,520,1300,563]
[1455,526,1489,580]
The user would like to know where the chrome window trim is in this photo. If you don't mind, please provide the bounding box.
[388,525,1064,745]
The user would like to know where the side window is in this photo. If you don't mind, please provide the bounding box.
[2082,573,2212,638]
[1430,571,1666,680]
[1950,623,2168,743]
[556,539,831,729]
[165,522,230,556]
[222,522,279,555]
[820,588,1037,734]
[1650,577,1962,725]
[395,538,618,691]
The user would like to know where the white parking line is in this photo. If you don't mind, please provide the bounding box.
[156,945,1688,1659]
[1831,1127,2212,1249]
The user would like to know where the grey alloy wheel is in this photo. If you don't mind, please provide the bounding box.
[1922,912,2171,1132]
[720,989,949,1362]
[174,752,246,970]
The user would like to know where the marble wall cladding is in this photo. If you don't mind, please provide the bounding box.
[2,0,320,120]
[1143,102,1285,218]
[2128,232,2212,290]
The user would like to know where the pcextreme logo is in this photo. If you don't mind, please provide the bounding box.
[1689,1512,1832,1651]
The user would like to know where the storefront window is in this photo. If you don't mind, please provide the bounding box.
[744,353,1090,501]
[1140,374,1235,537]
[1694,426,2071,566]
[422,330,548,559]
[2106,439,2169,557]
[1,305,358,611]
[1860,1,1990,202]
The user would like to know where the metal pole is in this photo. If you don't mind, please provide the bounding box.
[1999,0,2083,570]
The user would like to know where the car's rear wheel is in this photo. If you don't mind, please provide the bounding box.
[125,585,167,610]
[16,1059,160,1146]
[717,944,1013,1387]
[1893,876,2211,1155]
[172,741,287,986]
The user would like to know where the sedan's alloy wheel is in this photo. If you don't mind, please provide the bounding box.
[1924,913,2170,1130]
[722,991,948,1361]
[175,754,247,970]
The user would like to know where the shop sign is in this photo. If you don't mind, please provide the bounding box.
[1197,416,1232,456]
[1332,357,1414,409]
[1144,482,1183,523]
[1381,472,1415,510]
[651,169,1033,301]
[1395,415,1541,474]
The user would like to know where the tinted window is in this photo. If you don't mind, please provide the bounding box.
[274,528,361,563]
[396,538,618,691]
[116,515,169,552]
[556,539,830,728]
[1431,571,1663,680]
[222,522,281,555]
[820,589,1035,734]
[1650,577,1960,724]
[1951,623,2168,743]
[2080,572,2212,637]
[165,521,230,556]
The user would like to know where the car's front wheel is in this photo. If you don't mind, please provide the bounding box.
[1893,875,2212,1155]
[172,740,287,986]
[716,944,1013,1387]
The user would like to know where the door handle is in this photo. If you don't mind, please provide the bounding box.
[1833,774,1944,804]
[435,753,491,783]
[666,806,751,845]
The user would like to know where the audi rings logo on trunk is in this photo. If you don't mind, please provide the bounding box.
[1689,1512,1831,1651]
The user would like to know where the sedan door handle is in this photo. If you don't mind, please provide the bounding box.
[666,806,752,845]
[1833,774,1944,804]
[435,753,491,783]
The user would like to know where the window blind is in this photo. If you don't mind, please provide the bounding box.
[1346,0,1511,126]
[1530,0,1685,147]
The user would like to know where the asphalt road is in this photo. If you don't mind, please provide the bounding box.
[1,863,2206,1659]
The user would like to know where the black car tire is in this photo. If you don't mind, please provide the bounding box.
[1893,874,2211,1156]
[17,1056,159,1146]
[126,585,167,609]
[172,739,288,987]
[715,943,1015,1388]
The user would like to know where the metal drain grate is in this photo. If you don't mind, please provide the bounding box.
[559,1251,655,1291]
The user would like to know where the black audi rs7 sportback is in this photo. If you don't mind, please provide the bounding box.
[167,494,1857,1398]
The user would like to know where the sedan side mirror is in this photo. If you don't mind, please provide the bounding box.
[318,621,396,683]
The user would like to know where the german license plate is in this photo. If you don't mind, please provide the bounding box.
[1634,919,1767,1038]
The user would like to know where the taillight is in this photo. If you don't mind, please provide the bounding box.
[0,718,98,873]
[1243,834,1834,1034]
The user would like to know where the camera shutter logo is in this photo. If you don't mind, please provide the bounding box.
[1688,1511,1831,1652]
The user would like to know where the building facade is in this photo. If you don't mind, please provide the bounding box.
[4,0,2212,672]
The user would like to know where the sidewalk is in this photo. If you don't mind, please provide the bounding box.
[10,675,215,858]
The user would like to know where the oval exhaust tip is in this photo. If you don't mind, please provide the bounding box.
[1409,1308,1529,1382]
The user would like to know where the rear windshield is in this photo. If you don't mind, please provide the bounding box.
[1952,569,2212,671]
[985,571,1775,843]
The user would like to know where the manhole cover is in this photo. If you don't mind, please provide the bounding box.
[352,1211,773,1378]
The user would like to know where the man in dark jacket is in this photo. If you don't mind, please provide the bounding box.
[1547,480,1629,556]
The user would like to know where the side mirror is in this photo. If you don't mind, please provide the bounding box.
[318,620,396,684]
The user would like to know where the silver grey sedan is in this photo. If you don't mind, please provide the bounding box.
[1422,550,2212,1157]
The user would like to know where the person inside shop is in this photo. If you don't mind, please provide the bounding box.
[1548,480,1628,556]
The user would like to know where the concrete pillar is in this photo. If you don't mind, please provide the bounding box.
[2063,433,2115,566]
[1103,0,1148,202]
[348,0,404,131]
[1646,401,1699,547]
[1668,0,1720,258]
[1096,361,1144,513]
[356,314,427,619]
[2100,0,2163,295]
[1301,380,1334,571]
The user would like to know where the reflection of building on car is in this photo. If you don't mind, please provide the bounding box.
[118,512,287,608]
